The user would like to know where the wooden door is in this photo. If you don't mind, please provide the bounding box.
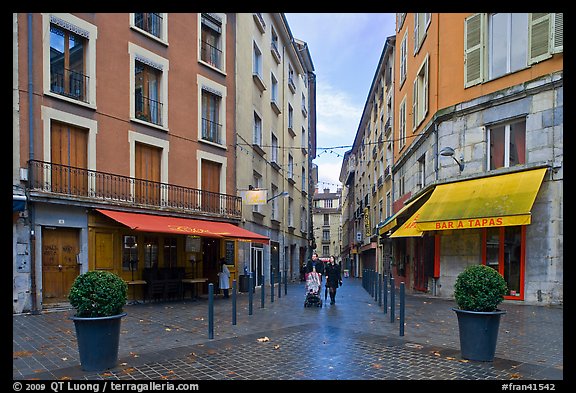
[51,121,88,196]
[201,160,221,212]
[42,227,80,303]
[414,236,435,292]
[135,142,161,205]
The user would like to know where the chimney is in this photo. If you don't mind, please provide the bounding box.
[323,188,330,194]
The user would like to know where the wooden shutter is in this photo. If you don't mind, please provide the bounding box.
[553,13,563,53]
[423,56,429,118]
[135,142,161,205]
[201,159,221,212]
[464,13,484,88]
[412,78,418,130]
[528,13,552,65]
[50,121,88,196]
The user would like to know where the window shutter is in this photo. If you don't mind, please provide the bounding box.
[553,13,563,53]
[423,57,429,117]
[528,13,552,65]
[464,13,484,88]
[414,13,419,54]
[412,79,418,130]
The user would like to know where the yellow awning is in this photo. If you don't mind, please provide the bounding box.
[415,168,547,231]
[379,189,433,235]
[389,208,425,238]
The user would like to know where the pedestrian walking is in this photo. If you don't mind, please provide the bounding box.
[218,258,231,298]
[325,255,342,305]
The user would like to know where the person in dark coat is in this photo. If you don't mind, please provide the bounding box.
[305,252,324,278]
[325,255,342,304]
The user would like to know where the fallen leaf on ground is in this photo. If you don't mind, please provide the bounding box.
[273,345,280,350]
[257,336,270,342]
[511,373,522,379]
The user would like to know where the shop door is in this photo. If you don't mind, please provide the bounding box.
[51,121,88,196]
[270,241,280,283]
[135,142,161,205]
[42,227,80,303]
[251,245,263,286]
[414,236,435,292]
[202,237,220,291]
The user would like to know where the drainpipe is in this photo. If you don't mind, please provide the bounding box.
[27,13,39,314]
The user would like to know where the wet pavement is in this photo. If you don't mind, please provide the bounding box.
[13,277,563,382]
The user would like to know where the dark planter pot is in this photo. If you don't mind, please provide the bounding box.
[453,308,506,362]
[70,312,127,371]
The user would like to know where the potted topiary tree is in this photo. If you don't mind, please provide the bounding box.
[68,270,128,371]
[453,264,508,362]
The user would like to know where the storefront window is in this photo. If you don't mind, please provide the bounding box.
[163,237,177,269]
[144,236,159,268]
[483,226,524,299]
[122,235,138,272]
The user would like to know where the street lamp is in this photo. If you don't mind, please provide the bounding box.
[439,146,464,171]
[267,191,289,203]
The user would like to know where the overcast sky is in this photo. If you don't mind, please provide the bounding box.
[285,13,396,192]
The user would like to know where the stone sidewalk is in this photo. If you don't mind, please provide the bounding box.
[13,277,563,381]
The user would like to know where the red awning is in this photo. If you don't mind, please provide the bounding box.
[96,209,269,244]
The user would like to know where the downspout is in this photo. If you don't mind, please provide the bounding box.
[27,13,39,314]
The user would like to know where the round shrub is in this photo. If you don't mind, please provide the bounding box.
[454,264,508,312]
[68,271,127,317]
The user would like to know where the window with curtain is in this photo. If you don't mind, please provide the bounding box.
[200,14,222,69]
[488,119,526,170]
[135,60,161,125]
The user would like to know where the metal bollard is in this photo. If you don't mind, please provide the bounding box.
[284,270,288,295]
[278,271,282,299]
[261,275,265,308]
[378,273,382,307]
[208,283,214,339]
[383,274,388,314]
[271,271,274,303]
[400,282,405,336]
[248,273,253,315]
[390,277,395,323]
[232,280,237,325]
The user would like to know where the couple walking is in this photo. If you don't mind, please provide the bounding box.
[305,253,342,304]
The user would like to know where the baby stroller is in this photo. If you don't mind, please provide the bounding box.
[304,270,323,307]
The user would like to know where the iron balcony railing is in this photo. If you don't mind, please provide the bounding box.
[200,40,222,69]
[27,160,242,219]
[135,94,163,126]
[201,118,222,144]
[50,68,89,102]
[134,13,163,38]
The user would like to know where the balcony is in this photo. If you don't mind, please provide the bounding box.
[200,40,222,70]
[201,118,222,145]
[288,77,296,94]
[271,42,281,64]
[27,160,242,220]
[253,13,266,33]
[50,68,89,103]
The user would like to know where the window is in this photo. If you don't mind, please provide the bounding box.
[412,55,429,130]
[134,13,163,39]
[301,207,307,232]
[301,127,307,151]
[201,89,222,144]
[288,154,294,181]
[271,184,279,221]
[143,236,159,268]
[135,60,162,125]
[288,64,296,93]
[386,191,392,218]
[483,226,525,300]
[288,104,294,134]
[322,246,330,257]
[163,237,177,269]
[488,119,526,170]
[271,133,279,164]
[398,97,407,150]
[288,198,294,227]
[417,154,425,188]
[301,93,308,117]
[398,165,405,197]
[122,235,138,272]
[271,26,281,63]
[413,13,431,54]
[252,173,262,214]
[325,199,333,208]
[464,13,562,87]
[301,167,306,191]
[49,21,88,102]
[379,198,383,223]
[200,13,223,70]
[252,42,265,91]
[323,214,329,226]
[399,32,408,86]
[271,73,280,114]
[253,112,262,146]
[323,230,330,241]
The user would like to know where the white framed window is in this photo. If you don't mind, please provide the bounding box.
[271,133,279,164]
[417,154,426,188]
[398,97,407,150]
[487,118,527,170]
[252,172,263,214]
[399,31,408,87]
[413,13,431,54]
[288,154,294,180]
[198,13,226,73]
[288,104,294,134]
[271,183,279,221]
[288,197,294,228]
[325,199,333,208]
[129,43,169,130]
[253,111,262,147]
[131,13,167,44]
[301,167,306,191]
[271,72,280,114]
[42,13,97,108]
[412,54,429,130]
[252,42,265,91]
[271,26,281,63]
[197,75,226,148]
[464,13,562,88]
[288,63,296,93]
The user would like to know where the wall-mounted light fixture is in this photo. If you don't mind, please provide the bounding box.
[439,146,464,171]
